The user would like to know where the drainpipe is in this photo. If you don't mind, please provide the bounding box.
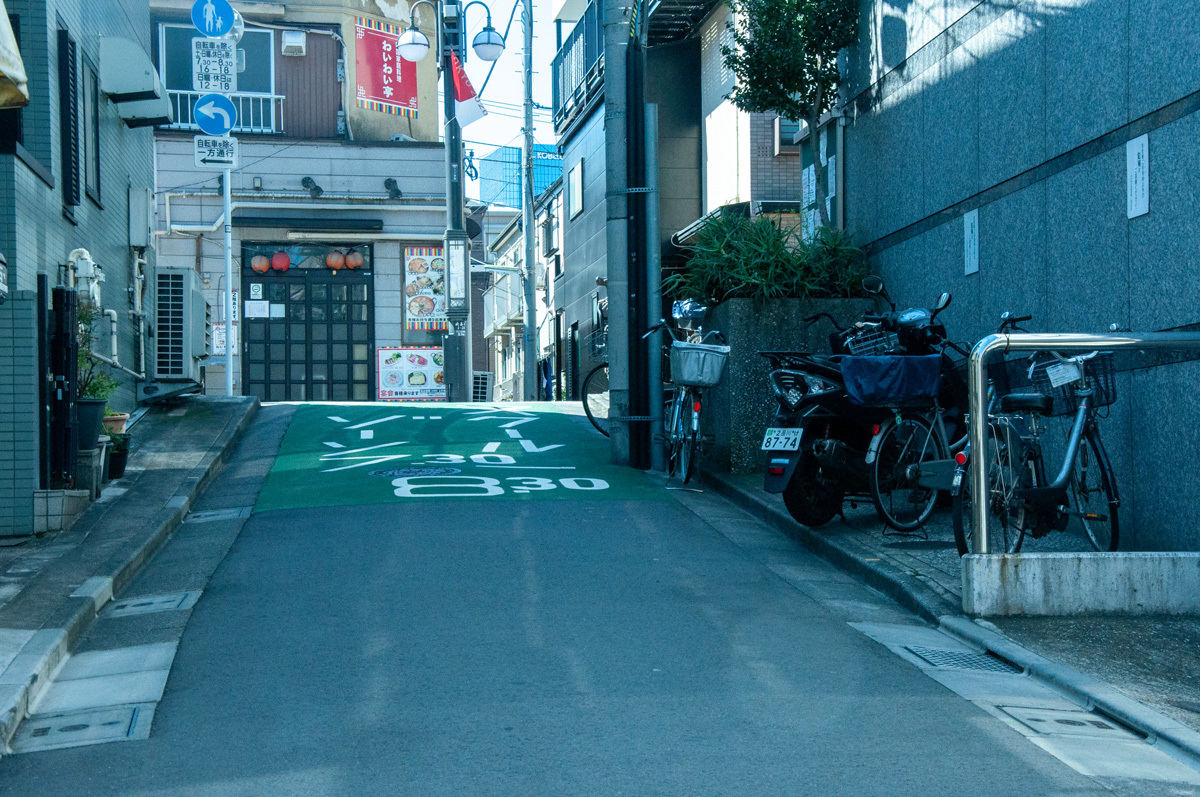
[131,250,147,377]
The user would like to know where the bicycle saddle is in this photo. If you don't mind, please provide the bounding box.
[999,392,1053,415]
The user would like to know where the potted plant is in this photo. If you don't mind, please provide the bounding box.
[102,407,130,434]
[106,433,130,479]
[76,303,120,451]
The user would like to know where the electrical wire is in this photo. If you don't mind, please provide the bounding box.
[478,0,522,97]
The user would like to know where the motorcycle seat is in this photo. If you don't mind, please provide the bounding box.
[999,392,1053,415]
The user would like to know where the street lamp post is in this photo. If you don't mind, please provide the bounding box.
[398,0,504,403]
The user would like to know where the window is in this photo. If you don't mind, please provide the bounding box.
[57,26,80,209]
[774,116,802,156]
[567,160,583,220]
[82,57,100,204]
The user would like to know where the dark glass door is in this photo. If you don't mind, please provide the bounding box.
[241,268,375,402]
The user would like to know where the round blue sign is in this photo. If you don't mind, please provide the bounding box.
[191,0,236,38]
[194,93,238,136]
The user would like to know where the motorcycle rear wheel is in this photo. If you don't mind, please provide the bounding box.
[781,451,843,527]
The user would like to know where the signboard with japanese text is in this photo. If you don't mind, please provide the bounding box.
[355,16,418,118]
[191,37,236,93]
[377,347,445,401]
[404,246,447,331]
[194,135,238,169]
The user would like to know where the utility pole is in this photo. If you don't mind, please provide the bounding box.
[519,0,538,401]
[441,2,474,402]
[603,0,631,463]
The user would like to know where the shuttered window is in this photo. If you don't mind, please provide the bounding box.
[82,57,100,204]
[57,28,80,208]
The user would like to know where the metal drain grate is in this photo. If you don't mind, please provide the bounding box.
[103,591,200,618]
[11,703,155,753]
[185,506,252,523]
[905,645,1020,673]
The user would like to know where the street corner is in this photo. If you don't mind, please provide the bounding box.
[254,402,664,511]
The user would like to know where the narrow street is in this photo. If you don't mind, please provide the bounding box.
[0,404,1194,794]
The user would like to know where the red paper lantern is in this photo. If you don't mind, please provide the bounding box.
[325,251,345,270]
[250,255,270,273]
[271,251,291,272]
[345,251,364,270]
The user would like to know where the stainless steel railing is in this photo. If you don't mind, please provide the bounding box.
[967,331,1200,553]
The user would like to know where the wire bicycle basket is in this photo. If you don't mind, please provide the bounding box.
[669,340,730,387]
[993,352,1117,416]
[845,326,900,356]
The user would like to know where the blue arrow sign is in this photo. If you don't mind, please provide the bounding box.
[191,0,236,38]
[194,93,237,136]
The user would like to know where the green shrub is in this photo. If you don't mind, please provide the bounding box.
[76,303,121,400]
[664,211,868,305]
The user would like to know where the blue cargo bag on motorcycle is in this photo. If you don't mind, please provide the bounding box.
[841,354,941,407]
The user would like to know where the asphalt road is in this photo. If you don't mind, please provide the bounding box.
[0,404,1145,794]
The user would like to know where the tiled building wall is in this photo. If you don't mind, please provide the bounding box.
[0,293,40,536]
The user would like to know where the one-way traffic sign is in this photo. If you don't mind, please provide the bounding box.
[194,135,239,169]
[194,93,237,136]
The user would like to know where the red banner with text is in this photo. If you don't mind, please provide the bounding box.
[355,16,418,118]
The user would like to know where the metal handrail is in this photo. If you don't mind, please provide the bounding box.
[967,331,1200,553]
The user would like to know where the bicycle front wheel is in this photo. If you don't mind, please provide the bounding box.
[678,398,700,484]
[952,418,1028,555]
[581,363,610,437]
[1069,428,1119,551]
[870,413,944,532]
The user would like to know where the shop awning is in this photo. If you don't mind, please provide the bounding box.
[0,1,28,109]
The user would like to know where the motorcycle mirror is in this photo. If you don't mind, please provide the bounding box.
[862,275,885,295]
[932,292,952,317]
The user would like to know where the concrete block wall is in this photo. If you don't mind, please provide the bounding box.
[844,0,1200,550]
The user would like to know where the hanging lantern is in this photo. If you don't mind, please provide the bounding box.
[250,254,270,273]
[271,251,291,272]
[326,250,345,270]
[345,251,364,270]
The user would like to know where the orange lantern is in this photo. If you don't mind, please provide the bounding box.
[250,255,270,273]
[345,251,364,270]
[326,251,345,270]
[271,251,291,272]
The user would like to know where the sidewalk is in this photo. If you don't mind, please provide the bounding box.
[0,395,257,750]
[703,470,1200,748]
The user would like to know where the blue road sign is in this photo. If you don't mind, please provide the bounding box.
[194,93,237,136]
[191,0,235,38]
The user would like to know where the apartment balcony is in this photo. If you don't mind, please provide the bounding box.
[483,273,525,339]
[162,90,286,134]
[550,1,603,134]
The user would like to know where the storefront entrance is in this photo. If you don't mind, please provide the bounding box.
[240,243,375,402]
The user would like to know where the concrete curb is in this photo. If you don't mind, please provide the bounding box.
[939,614,1200,769]
[699,468,1200,768]
[0,397,259,752]
[699,470,960,623]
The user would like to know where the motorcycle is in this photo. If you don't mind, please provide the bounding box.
[760,277,960,528]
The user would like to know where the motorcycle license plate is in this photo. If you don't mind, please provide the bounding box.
[762,428,803,451]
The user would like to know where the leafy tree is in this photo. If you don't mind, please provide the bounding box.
[722,0,858,227]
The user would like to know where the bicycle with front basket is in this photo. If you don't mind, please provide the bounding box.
[950,337,1121,555]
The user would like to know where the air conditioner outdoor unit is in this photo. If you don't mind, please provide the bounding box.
[140,268,210,401]
[281,30,307,56]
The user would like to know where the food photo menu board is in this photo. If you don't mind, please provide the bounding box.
[377,346,446,401]
[404,246,447,331]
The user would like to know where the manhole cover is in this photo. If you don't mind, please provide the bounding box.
[103,591,200,618]
[905,645,1020,673]
[369,466,461,478]
[11,703,155,753]
[998,705,1140,740]
[185,507,252,523]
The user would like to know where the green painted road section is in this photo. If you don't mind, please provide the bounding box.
[256,402,666,512]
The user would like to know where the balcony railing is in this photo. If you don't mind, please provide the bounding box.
[483,273,525,338]
[163,90,286,134]
[551,1,603,131]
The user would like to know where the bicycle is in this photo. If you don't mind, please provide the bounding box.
[646,300,728,484]
[581,362,610,436]
[951,347,1120,555]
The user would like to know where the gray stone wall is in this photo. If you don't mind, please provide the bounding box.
[844,0,1200,550]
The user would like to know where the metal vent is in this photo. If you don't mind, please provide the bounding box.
[473,371,493,402]
[905,645,1020,673]
[156,272,185,376]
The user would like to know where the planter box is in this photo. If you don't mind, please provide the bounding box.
[703,297,874,473]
